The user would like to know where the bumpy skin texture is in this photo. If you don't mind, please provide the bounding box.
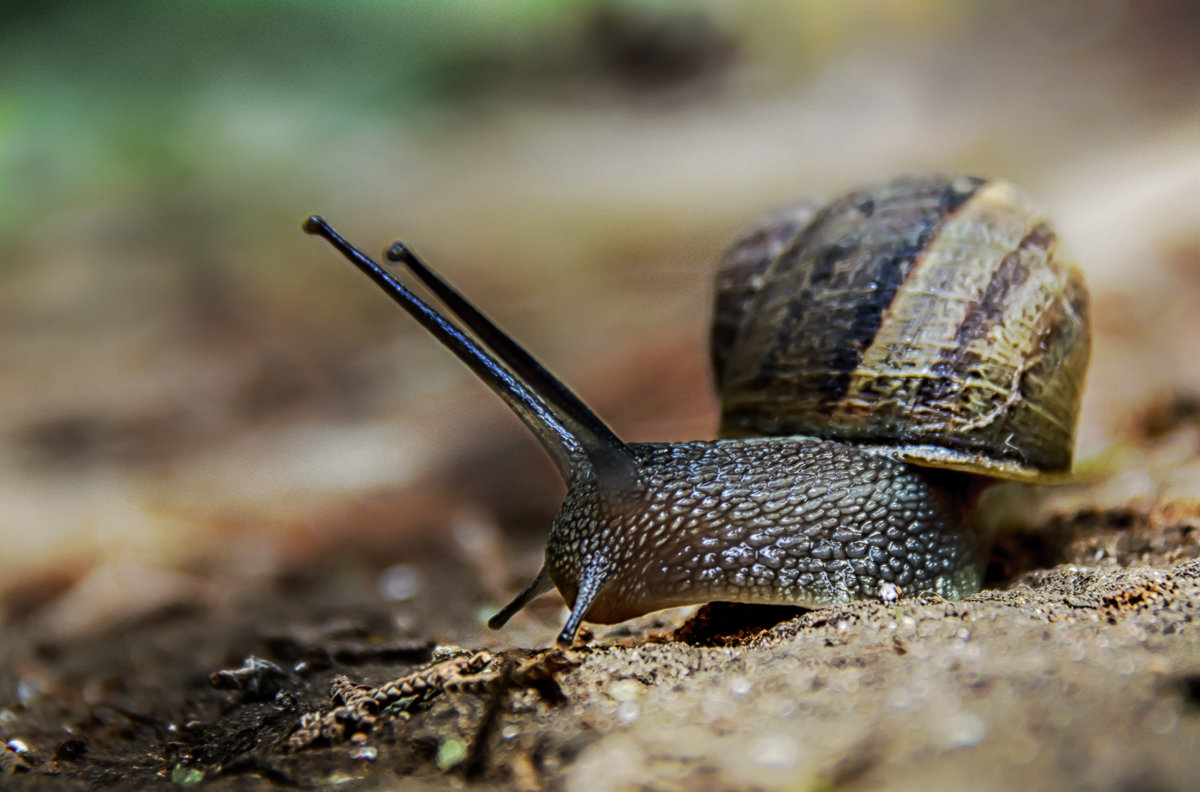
[545,437,985,624]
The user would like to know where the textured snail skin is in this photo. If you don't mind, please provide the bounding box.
[542,174,1088,631]
[306,173,1089,644]
[546,436,984,624]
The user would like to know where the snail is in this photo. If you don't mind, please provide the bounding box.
[303,173,1090,647]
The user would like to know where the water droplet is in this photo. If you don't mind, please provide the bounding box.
[729,676,752,696]
[353,745,378,761]
[616,701,641,724]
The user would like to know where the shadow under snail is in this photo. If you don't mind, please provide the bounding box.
[304,173,1091,647]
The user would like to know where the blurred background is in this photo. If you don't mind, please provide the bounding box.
[2,0,1199,642]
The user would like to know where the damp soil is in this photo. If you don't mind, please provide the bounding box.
[3,449,1200,792]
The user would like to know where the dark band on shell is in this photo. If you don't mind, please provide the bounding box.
[714,174,1090,480]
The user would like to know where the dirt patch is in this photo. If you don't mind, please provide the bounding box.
[3,525,1200,791]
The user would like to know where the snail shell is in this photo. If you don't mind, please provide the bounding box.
[305,172,1091,646]
[713,174,1090,481]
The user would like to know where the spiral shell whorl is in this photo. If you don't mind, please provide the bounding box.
[714,174,1090,481]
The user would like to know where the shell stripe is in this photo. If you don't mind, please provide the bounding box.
[920,254,1063,463]
[715,173,1089,480]
[899,219,1055,408]
[718,176,986,419]
[996,270,1089,468]
[711,203,822,388]
[842,181,1077,469]
[816,176,989,404]
[949,224,1051,350]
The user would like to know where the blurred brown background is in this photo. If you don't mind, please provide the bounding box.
[2,0,1199,639]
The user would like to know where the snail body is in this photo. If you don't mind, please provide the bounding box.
[305,173,1090,646]
[545,437,981,626]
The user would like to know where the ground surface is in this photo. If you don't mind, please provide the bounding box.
[3,434,1200,791]
[3,3,1200,790]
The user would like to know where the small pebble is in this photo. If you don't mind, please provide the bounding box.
[608,679,642,702]
[436,738,468,770]
[169,765,205,786]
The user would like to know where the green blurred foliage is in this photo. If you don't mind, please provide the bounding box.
[0,0,594,241]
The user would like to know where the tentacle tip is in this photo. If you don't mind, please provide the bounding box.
[555,629,577,648]
[385,241,413,264]
[302,215,328,235]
